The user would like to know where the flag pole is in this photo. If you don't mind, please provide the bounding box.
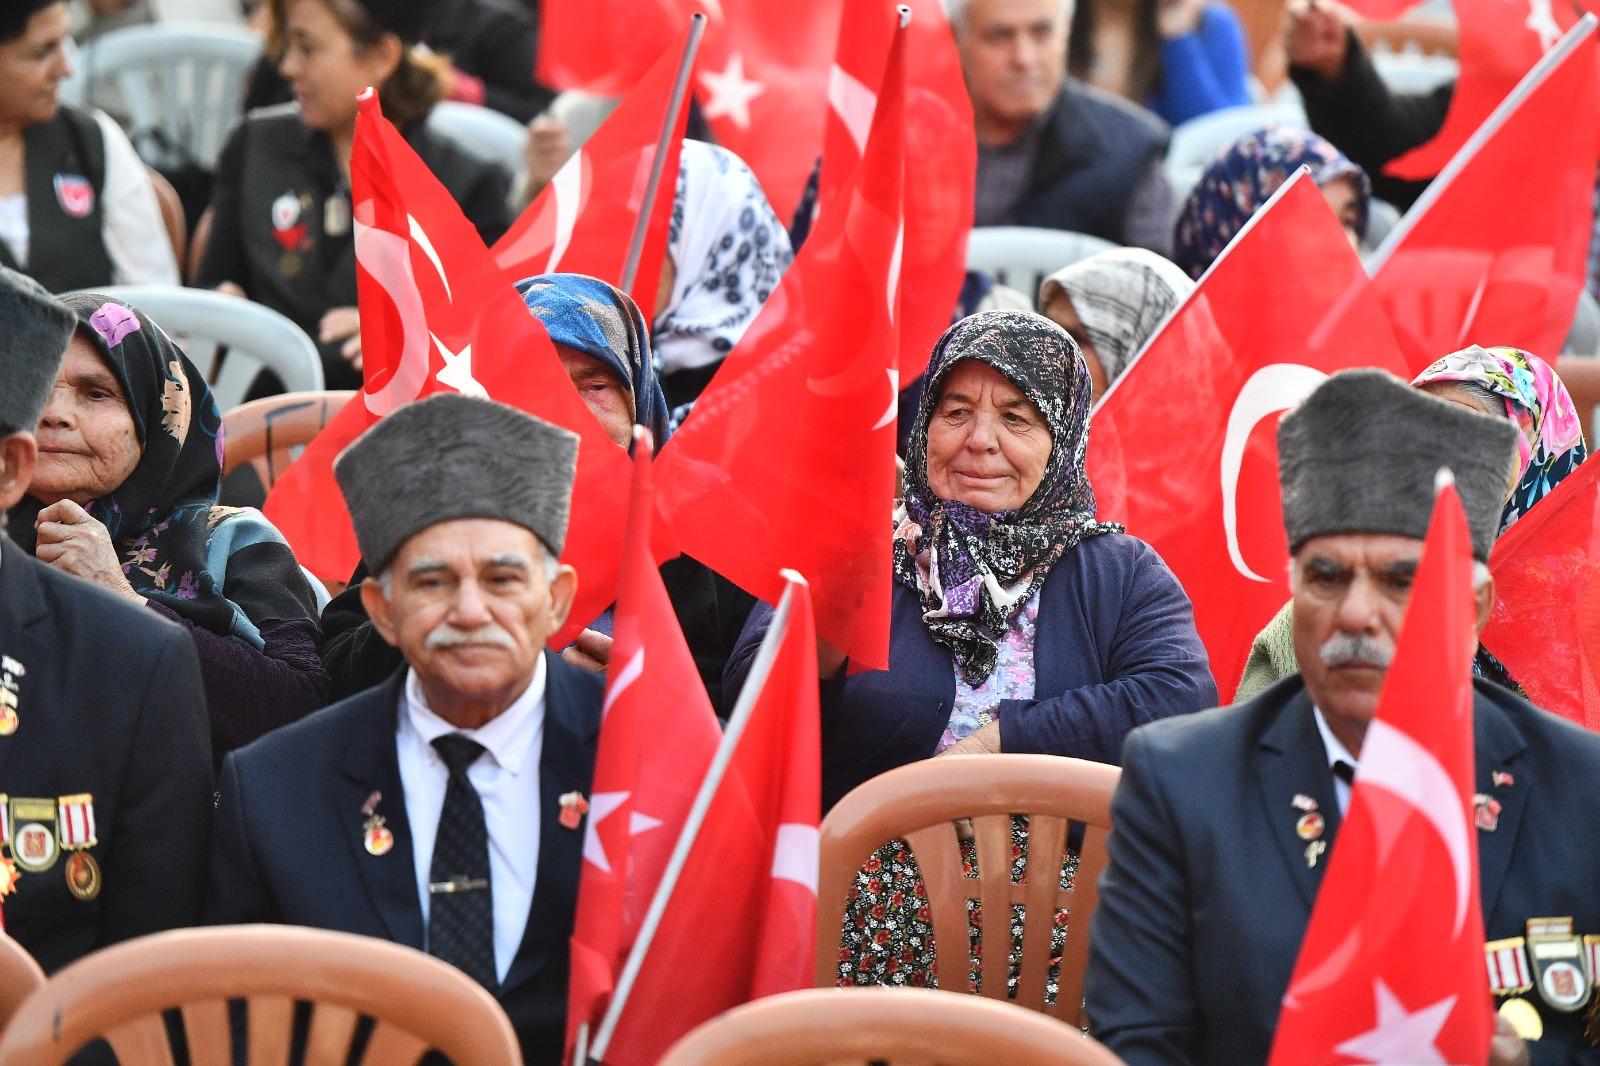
[587,573,802,1063]
[619,12,706,296]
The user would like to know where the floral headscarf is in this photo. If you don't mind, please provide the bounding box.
[1173,125,1371,280]
[515,272,671,445]
[1413,345,1589,530]
[8,294,316,641]
[1038,248,1195,385]
[894,310,1122,683]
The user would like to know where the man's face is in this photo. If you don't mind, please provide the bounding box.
[954,0,1068,139]
[363,518,576,719]
[1291,532,1421,735]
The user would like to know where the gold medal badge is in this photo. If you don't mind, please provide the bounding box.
[64,852,100,901]
[9,797,58,874]
[1500,997,1545,1041]
[1527,917,1594,1013]
[56,794,99,901]
[0,654,23,736]
[360,790,393,856]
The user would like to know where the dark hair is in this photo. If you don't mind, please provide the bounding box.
[267,0,445,129]
[1066,0,1164,104]
[1,1,66,44]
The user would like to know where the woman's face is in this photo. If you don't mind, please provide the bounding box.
[31,334,141,507]
[0,3,71,130]
[1042,291,1108,402]
[279,0,397,134]
[1320,175,1365,250]
[925,359,1053,513]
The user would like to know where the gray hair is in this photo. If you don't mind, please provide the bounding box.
[943,0,1071,32]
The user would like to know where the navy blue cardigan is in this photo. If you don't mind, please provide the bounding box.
[725,532,1218,809]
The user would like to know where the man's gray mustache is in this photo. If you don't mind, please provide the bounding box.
[425,623,516,649]
[1318,633,1393,669]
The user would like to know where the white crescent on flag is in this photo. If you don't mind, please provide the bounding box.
[354,212,432,417]
[828,63,877,156]
[492,149,586,274]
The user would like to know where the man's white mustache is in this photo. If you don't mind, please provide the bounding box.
[1318,633,1393,669]
[426,623,516,649]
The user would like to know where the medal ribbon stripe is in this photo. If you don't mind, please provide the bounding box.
[57,795,96,849]
[1586,937,1600,979]
[0,794,8,845]
[1486,939,1533,994]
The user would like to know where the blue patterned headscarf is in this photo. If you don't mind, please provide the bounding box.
[1173,125,1371,280]
[514,272,671,446]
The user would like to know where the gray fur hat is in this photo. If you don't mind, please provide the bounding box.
[0,266,76,435]
[1278,368,1520,561]
[334,393,581,572]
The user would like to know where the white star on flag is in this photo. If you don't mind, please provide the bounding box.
[432,333,487,398]
[699,53,766,131]
[1334,981,1456,1064]
[582,791,665,874]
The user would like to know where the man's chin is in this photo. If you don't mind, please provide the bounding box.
[1308,670,1386,722]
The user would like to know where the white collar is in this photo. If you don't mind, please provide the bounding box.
[402,655,547,775]
[1312,705,1360,774]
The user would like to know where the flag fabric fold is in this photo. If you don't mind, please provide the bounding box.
[1267,478,1493,1066]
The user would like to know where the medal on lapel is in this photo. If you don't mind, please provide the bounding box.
[8,797,58,874]
[559,791,589,830]
[58,794,100,901]
[1474,792,1502,832]
[324,193,351,238]
[361,790,393,856]
[0,655,24,736]
[271,192,310,251]
[1527,917,1594,1014]
[0,794,16,897]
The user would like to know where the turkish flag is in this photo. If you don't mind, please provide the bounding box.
[1370,18,1600,371]
[1268,478,1493,1066]
[263,92,631,646]
[497,26,691,320]
[1087,172,1410,697]
[1386,4,1599,180]
[822,0,973,383]
[565,431,723,1059]
[654,15,908,669]
[1482,455,1600,730]
[594,571,821,1065]
[536,0,681,96]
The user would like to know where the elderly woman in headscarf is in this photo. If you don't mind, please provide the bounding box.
[10,293,328,759]
[1038,247,1195,403]
[1235,344,1588,701]
[1173,125,1371,280]
[319,272,755,711]
[652,140,793,418]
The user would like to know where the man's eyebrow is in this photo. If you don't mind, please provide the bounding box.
[484,554,530,570]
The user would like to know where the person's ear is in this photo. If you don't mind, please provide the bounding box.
[546,563,577,637]
[360,576,400,647]
[370,32,404,84]
[0,434,38,512]
[1473,573,1496,635]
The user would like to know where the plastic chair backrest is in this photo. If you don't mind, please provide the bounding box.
[966,227,1119,304]
[1565,289,1600,357]
[427,101,527,183]
[70,285,324,411]
[79,23,262,170]
[659,986,1126,1066]
[815,754,1120,1026]
[0,933,45,1033]
[0,925,522,1066]
[221,390,355,487]
[1163,103,1309,202]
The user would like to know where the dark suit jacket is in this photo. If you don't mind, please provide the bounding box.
[0,536,213,974]
[1086,674,1600,1066]
[207,653,603,1066]
[726,533,1217,809]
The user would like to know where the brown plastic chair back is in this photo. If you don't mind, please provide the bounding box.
[0,932,45,1033]
[659,986,1126,1066]
[145,166,188,278]
[0,925,521,1066]
[816,754,1120,1027]
[221,391,356,490]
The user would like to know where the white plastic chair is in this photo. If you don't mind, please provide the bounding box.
[76,22,262,172]
[69,285,324,411]
[1164,102,1309,204]
[1565,289,1600,356]
[428,100,527,181]
[1372,49,1458,95]
[966,227,1119,304]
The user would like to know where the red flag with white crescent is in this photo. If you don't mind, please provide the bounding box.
[1268,478,1493,1066]
[1087,172,1410,696]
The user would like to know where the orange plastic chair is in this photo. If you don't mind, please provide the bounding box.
[0,925,521,1066]
[221,390,355,490]
[658,986,1126,1066]
[0,932,45,1033]
[816,754,1120,1026]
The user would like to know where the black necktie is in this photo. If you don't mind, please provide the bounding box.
[1332,760,1356,787]
[428,734,497,992]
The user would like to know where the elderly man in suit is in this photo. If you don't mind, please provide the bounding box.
[208,393,602,1065]
[0,265,212,973]
[1086,369,1600,1066]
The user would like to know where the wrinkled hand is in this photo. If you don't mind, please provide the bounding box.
[1159,0,1206,39]
[524,116,575,198]
[1285,0,1352,80]
[320,306,363,373]
[561,628,613,672]
[1489,1014,1531,1066]
[938,721,1002,757]
[34,501,142,601]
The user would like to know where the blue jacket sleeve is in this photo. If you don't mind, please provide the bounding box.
[996,544,1216,761]
[1149,3,1253,127]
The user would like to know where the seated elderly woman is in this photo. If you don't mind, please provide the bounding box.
[1038,247,1194,404]
[1235,343,1588,701]
[7,293,329,758]
[1173,125,1370,280]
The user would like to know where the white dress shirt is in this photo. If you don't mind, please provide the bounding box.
[1312,707,1360,816]
[397,660,546,984]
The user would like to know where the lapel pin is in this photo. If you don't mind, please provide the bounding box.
[1474,793,1502,832]
[1305,840,1328,868]
[0,655,24,737]
[1291,794,1318,812]
[1296,811,1326,841]
[360,790,393,856]
[1493,771,1515,789]
[559,791,590,830]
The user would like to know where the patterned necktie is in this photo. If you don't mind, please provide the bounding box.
[428,734,497,992]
